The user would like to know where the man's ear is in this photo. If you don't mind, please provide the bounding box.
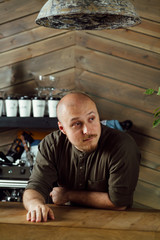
[58,121,66,135]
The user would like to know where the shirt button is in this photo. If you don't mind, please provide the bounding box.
[80,166,83,170]
[79,183,82,186]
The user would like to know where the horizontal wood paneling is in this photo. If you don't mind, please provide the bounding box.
[0,0,46,24]
[132,201,153,209]
[0,27,67,53]
[75,47,160,89]
[139,166,160,187]
[3,68,76,95]
[89,29,160,54]
[141,151,160,171]
[0,13,38,39]
[0,32,75,68]
[76,32,160,69]
[130,132,160,156]
[134,181,160,209]
[130,0,160,22]
[75,70,159,114]
[130,19,160,38]
[0,47,75,88]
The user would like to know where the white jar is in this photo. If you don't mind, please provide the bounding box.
[48,97,60,117]
[5,96,18,117]
[32,97,46,117]
[0,98,3,117]
[18,96,31,117]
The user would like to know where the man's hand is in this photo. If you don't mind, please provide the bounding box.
[23,189,55,222]
[27,203,55,222]
[50,187,69,205]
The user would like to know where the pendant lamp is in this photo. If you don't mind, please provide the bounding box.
[36,0,141,30]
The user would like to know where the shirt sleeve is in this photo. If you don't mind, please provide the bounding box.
[108,133,140,207]
[25,135,58,202]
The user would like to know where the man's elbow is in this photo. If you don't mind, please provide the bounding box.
[115,205,127,211]
[108,199,127,211]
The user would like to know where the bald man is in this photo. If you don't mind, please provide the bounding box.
[23,92,140,222]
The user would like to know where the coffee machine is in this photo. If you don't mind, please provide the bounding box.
[0,132,37,202]
[0,166,30,202]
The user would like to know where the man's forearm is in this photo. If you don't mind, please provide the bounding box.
[23,189,45,211]
[67,190,126,210]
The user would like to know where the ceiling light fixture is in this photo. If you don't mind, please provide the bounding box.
[36,0,141,30]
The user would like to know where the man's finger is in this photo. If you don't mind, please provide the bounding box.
[27,211,31,221]
[48,208,55,220]
[41,206,55,222]
[41,207,48,222]
[31,210,36,222]
[35,207,42,222]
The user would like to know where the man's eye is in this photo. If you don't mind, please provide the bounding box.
[72,122,81,127]
[89,117,95,121]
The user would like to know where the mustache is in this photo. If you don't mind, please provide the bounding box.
[83,134,97,140]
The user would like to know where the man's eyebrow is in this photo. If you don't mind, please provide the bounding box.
[70,111,96,122]
[70,117,79,122]
[87,111,96,116]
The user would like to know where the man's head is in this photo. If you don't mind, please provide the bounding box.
[57,92,101,152]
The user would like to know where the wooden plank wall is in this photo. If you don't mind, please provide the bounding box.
[0,0,160,209]
[0,0,76,152]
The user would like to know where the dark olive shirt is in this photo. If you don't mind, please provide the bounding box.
[26,124,140,207]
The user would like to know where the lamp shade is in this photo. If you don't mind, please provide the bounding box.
[36,0,141,30]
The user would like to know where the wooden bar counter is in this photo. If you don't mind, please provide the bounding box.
[0,202,160,240]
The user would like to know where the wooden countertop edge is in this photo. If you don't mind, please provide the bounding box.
[0,202,160,233]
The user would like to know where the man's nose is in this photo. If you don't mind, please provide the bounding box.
[82,124,90,135]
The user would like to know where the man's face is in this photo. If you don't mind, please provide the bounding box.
[58,99,101,152]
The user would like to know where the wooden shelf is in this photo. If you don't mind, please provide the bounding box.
[0,117,58,129]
